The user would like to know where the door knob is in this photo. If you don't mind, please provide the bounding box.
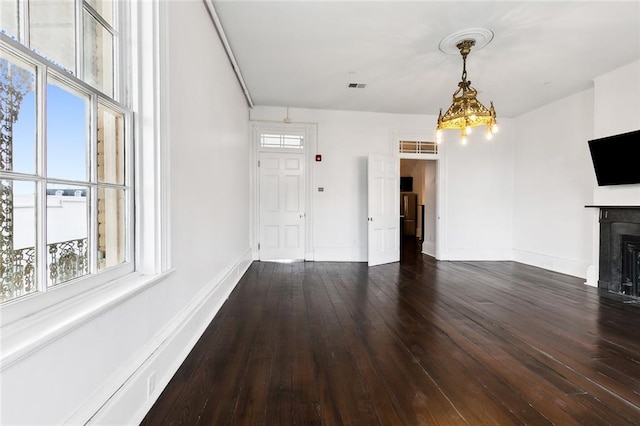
[300,213,306,218]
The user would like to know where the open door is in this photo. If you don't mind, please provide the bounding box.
[368,154,400,266]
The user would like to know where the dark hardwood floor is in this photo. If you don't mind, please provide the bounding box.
[142,254,640,425]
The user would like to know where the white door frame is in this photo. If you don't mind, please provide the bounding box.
[250,121,317,261]
[390,131,447,260]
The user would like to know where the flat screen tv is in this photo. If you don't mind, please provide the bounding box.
[588,129,640,186]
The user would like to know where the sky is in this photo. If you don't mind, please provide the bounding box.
[12,79,88,194]
[9,78,90,247]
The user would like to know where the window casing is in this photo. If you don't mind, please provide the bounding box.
[0,0,133,305]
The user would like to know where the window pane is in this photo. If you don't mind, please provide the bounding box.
[1,51,36,174]
[97,187,124,270]
[260,134,304,149]
[0,0,20,40]
[84,10,113,96]
[29,0,76,73]
[97,103,124,184]
[46,79,89,181]
[47,184,89,286]
[85,0,114,26]
[1,180,37,302]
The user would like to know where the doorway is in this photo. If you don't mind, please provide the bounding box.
[400,159,437,262]
[251,121,317,262]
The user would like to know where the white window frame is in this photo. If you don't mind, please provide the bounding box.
[0,0,171,367]
[0,39,136,298]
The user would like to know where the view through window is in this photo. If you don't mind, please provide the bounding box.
[0,0,131,303]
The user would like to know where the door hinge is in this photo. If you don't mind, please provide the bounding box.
[258,160,260,167]
[258,243,260,250]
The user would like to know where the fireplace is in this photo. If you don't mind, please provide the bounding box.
[598,208,640,296]
[621,235,640,296]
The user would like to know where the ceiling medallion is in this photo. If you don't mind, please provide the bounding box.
[438,28,494,55]
[436,30,498,144]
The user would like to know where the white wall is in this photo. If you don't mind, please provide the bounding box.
[593,60,640,138]
[423,160,437,256]
[439,125,515,260]
[250,106,514,262]
[0,1,251,424]
[513,60,640,280]
[590,60,640,210]
[591,59,640,209]
[14,195,88,249]
[513,89,595,277]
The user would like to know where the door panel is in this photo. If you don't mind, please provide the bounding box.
[368,154,399,266]
[259,152,305,260]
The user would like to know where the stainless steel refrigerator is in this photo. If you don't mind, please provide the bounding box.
[400,193,417,237]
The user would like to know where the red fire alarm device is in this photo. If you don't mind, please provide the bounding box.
[315,154,322,162]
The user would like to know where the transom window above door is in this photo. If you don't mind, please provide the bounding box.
[260,133,304,150]
[399,140,438,155]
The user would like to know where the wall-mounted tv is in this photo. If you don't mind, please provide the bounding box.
[588,129,640,186]
[400,176,413,192]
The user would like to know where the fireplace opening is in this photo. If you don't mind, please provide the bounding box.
[621,235,640,297]
[598,208,640,297]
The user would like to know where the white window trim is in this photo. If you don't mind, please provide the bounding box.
[0,0,172,370]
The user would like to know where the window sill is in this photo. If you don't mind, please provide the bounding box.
[0,269,175,371]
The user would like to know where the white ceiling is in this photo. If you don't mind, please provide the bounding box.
[213,1,640,117]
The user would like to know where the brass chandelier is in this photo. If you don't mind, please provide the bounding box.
[436,39,498,144]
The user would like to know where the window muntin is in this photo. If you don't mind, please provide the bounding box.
[0,0,131,304]
[260,133,304,149]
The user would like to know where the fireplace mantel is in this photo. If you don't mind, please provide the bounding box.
[586,205,640,209]
[586,186,640,288]
[593,207,640,296]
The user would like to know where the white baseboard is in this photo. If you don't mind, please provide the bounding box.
[513,249,588,279]
[444,247,514,261]
[313,247,367,262]
[585,264,598,287]
[422,241,436,257]
[81,248,253,425]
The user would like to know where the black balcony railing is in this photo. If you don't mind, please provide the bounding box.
[1,238,88,302]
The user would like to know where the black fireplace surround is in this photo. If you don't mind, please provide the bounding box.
[598,207,640,297]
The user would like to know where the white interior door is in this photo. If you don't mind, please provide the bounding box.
[259,152,305,261]
[368,153,400,266]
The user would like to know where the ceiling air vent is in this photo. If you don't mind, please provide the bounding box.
[347,82,366,88]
